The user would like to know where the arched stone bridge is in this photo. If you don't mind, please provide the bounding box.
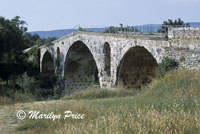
[40,28,200,93]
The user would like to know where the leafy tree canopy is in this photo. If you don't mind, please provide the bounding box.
[158,18,190,33]
[0,16,29,81]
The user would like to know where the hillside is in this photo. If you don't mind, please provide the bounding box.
[29,28,107,38]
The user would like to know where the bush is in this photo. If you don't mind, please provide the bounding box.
[16,72,36,94]
[53,85,62,99]
[156,57,178,78]
[39,74,56,89]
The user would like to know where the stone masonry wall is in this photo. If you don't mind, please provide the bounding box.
[167,27,200,69]
[168,27,200,50]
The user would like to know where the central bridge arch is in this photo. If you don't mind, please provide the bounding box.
[64,41,99,92]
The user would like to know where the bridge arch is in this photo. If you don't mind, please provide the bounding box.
[64,41,99,92]
[41,51,55,76]
[117,46,158,89]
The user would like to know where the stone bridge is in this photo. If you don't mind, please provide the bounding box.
[39,27,200,93]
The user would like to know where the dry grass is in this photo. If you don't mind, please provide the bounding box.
[12,69,200,133]
[17,98,200,134]
[63,88,138,100]
[0,96,13,105]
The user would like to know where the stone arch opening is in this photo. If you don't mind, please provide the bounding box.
[56,47,61,67]
[42,51,55,75]
[64,41,99,92]
[117,46,158,89]
[103,42,111,76]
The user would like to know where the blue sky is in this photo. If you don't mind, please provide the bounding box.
[0,0,199,31]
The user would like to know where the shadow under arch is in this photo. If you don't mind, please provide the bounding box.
[117,46,158,89]
[64,41,99,92]
[41,51,55,76]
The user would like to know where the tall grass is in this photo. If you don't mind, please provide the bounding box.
[143,69,200,98]
[0,96,13,105]
[17,99,200,134]
[0,91,34,105]
[63,88,138,100]
[17,69,200,134]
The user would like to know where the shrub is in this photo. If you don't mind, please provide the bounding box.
[37,74,57,98]
[39,74,56,89]
[16,72,36,94]
[156,57,178,78]
[53,85,62,99]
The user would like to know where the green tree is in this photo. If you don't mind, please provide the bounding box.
[78,27,87,32]
[0,16,28,84]
[24,33,40,48]
[158,18,190,33]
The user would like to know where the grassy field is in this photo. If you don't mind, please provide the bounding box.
[1,69,200,134]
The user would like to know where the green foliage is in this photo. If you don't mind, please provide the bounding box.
[24,33,40,48]
[36,74,57,98]
[0,16,28,81]
[0,15,58,99]
[53,85,62,99]
[36,37,57,46]
[24,33,57,48]
[156,57,178,78]
[78,27,87,32]
[26,46,40,68]
[0,15,58,101]
[16,72,36,94]
[158,18,190,33]
[40,75,56,89]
